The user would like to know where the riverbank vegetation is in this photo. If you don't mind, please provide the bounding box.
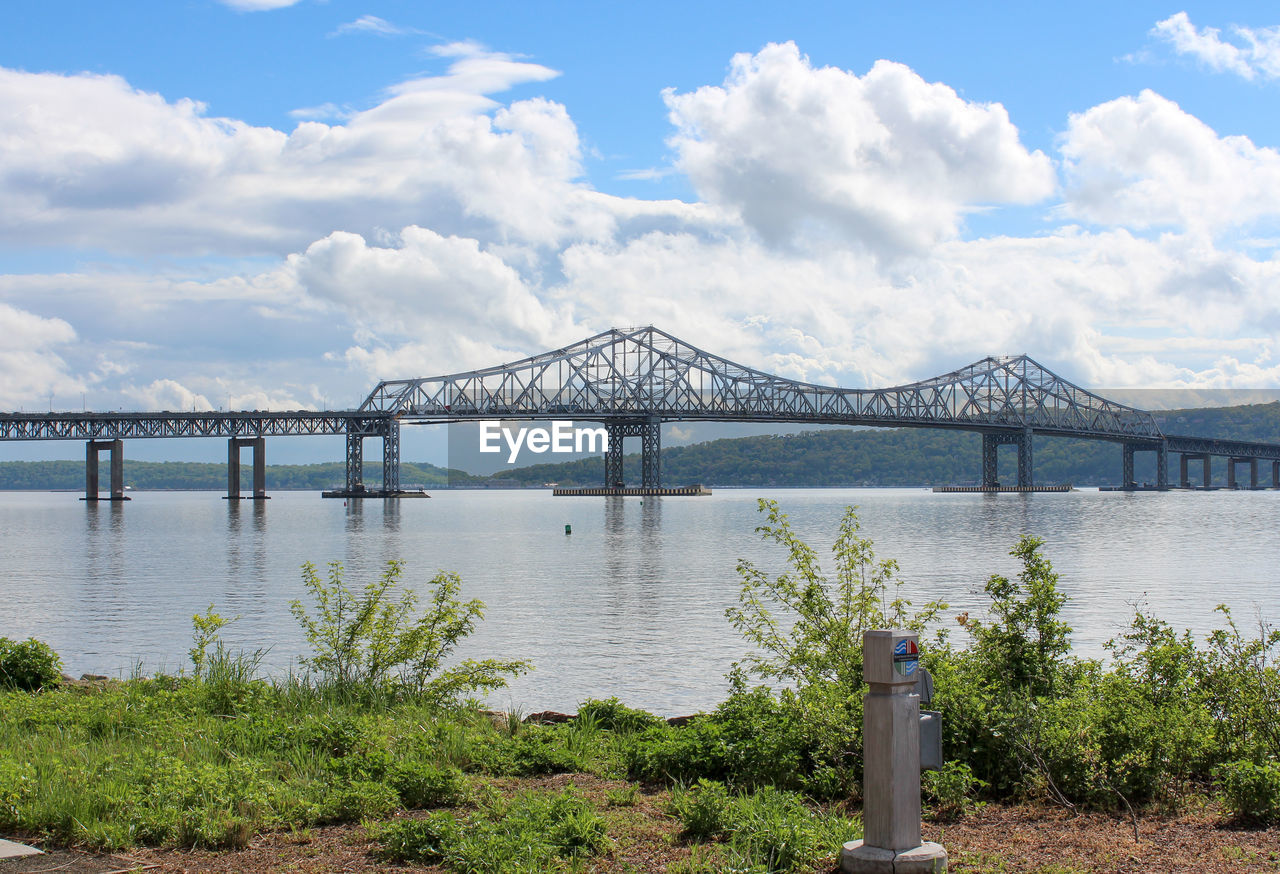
[2,500,1279,871]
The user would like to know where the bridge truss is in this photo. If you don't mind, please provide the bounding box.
[4,326,1279,495]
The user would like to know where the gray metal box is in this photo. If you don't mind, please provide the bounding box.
[919,710,942,771]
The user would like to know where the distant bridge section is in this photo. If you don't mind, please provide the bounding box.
[361,326,1190,490]
[3,326,1280,498]
[0,411,400,500]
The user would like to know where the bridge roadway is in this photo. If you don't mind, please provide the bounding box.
[3,326,1280,497]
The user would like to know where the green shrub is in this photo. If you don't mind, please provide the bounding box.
[290,560,530,701]
[577,696,663,732]
[319,778,398,823]
[1218,759,1280,825]
[472,725,586,776]
[669,779,734,840]
[379,785,609,871]
[923,760,985,820]
[378,812,459,865]
[0,638,63,691]
[668,780,858,874]
[389,760,466,808]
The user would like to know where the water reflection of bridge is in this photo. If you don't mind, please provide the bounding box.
[4,326,1279,499]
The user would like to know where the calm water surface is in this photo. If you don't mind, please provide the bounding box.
[1,488,1277,715]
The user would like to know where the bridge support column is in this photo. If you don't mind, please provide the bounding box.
[601,419,662,490]
[226,437,266,499]
[641,417,661,488]
[382,421,400,493]
[1274,461,1279,489]
[1227,457,1258,490]
[981,433,998,487]
[1121,441,1169,490]
[1181,453,1211,488]
[981,430,1032,488]
[605,424,625,488]
[84,439,127,501]
[1018,428,1033,488]
[345,428,364,492]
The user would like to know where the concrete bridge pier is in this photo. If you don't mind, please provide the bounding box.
[1179,453,1212,488]
[1227,456,1258,490]
[1274,461,1280,489]
[1120,441,1169,490]
[603,418,661,489]
[83,439,128,501]
[226,437,266,500]
[981,429,1032,488]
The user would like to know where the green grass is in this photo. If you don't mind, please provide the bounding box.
[0,675,582,850]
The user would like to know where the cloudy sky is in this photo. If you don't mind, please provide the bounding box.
[3,1,1280,461]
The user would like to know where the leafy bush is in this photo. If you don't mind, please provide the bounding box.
[388,760,466,808]
[471,725,587,776]
[290,559,530,701]
[624,684,821,792]
[724,501,946,794]
[668,780,858,874]
[669,778,733,840]
[961,536,1072,698]
[1217,759,1280,825]
[0,638,62,691]
[577,696,663,732]
[319,778,398,823]
[923,760,986,820]
[379,785,609,871]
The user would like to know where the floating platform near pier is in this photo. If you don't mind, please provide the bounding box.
[932,485,1073,493]
[553,485,711,497]
[321,489,430,499]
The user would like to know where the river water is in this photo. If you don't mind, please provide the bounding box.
[1,488,1276,715]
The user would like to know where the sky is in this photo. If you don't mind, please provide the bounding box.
[3,1,1280,463]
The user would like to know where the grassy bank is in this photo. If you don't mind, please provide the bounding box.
[3,500,1279,872]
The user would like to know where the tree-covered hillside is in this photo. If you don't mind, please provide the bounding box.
[0,460,468,491]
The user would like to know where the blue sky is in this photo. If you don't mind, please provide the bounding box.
[2,1,1280,462]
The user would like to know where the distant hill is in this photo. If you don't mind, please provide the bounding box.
[0,459,471,491]
[2,401,1278,490]
[488,401,1280,489]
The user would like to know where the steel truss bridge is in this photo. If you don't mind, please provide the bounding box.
[4,325,1280,498]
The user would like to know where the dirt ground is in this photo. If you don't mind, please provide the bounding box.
[7,782,1279,873]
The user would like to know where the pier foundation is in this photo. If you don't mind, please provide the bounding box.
[981,429,1033,488]
[83,439,128,501]
[1180,453,1212,488]
[603,418,661,489]
[1227,457,1259,490]
[226,437,267,500]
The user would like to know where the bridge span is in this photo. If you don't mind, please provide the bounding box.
[4,326,1280,497]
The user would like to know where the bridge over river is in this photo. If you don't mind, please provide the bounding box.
[4,326,1280,499]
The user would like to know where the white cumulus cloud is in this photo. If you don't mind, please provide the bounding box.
[1153,12,1280,81]
[0,303,83,408]
[663,42,1056,253]
[1061,89,1280,233]
[0,49,620,256]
